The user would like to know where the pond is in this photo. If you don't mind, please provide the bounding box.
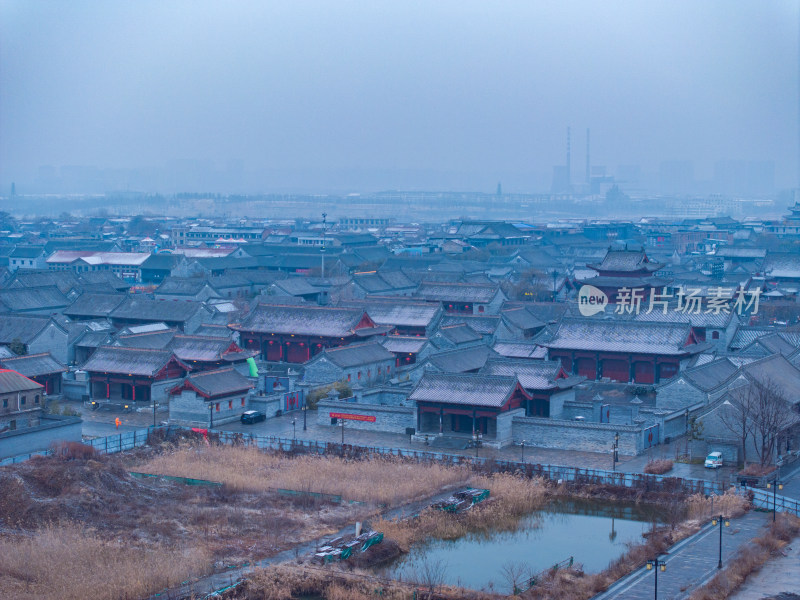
[379,498,667,593]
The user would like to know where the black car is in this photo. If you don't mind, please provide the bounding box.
[241,410,266,424]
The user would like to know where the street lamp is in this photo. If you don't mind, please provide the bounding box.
[339,418,345,449]
[767,478,784,523]
[613,432,620,472]
[292,418,296,441]
[645,557,667,599]
[711,515,730,569]
[519,440,525,463]
[302,404,307,431]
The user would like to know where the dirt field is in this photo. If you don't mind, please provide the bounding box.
[0,431,473,600]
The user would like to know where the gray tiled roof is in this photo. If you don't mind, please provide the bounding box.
[114,330,177,349]
[764,253,800,278]
[631,305,733,328]
[6,270,79,295]
[501,307,546,331]
[155,277,215,296]
[0,286,69,311]
[0,369,43,394]
[682,358,739,392]
[192,324,234,338]
[169,335,241,362]
[428,345,497,373]
[438,324,482,344]
[110,297,205,323]
[233,303,369,337]
[337,301,440,328]
[64,293,127,318]
[317,341,394,368]
[589,249,662,273]
[380,336,429,353]
[480,358,564,390]
[409,372,525,407]
[741,353,800,401]
[0,315,55,344]
[415,282,499,304]
[0,352,67,376]
[545,318,698,356]
[491,341,548,359]
[439,314,500,335]
[81,346,186,376]
[271,278,321,296]
[176,367,254,398]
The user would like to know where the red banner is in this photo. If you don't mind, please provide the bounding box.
[329,412,376,422]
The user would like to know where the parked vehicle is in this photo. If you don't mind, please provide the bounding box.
[704,451,723,468]
[241,410,266,424]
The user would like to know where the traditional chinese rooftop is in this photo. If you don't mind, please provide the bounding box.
[231,303,374,337]
[544,318,702,356]
[409,372,529,407]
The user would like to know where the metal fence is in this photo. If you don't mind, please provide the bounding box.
[748,486,800,517]
[0,428,153,465]
[214,430,730,496]
[84,429,152,454]
[3,426,797,513]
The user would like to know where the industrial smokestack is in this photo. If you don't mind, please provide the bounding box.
[586,128,591,185]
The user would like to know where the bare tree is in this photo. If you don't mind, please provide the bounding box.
[748,379,798,467]
[412,558,447,599]
[718,385,756,467]
[500,560,531,595]
[719,379,799,467]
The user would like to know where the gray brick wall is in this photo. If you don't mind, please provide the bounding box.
[512,416,642,456]
[0,415,82,459]
[169,390,251,427]
[496,408,524,445]
[316,399,414,434]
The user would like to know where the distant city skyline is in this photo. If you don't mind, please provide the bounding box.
[1,1,797,196]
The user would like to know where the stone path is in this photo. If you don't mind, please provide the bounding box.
[593,511,769,600]
[729,534,800,600]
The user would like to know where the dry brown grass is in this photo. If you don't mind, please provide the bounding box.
[135,445,470,505]
[689,513,800,600]
[738,463,777,477]
[233,563,500,600]
[686,488,750,521]
[373,473,550,552]
[0,523,210,600]
[643,459,674,474]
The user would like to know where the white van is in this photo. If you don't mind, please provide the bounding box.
[704,451,723,468]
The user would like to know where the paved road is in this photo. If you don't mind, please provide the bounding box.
[594,511,770,600]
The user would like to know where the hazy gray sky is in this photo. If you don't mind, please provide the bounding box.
[1,1,797,193]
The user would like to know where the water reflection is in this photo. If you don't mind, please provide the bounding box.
[380,499,665,593]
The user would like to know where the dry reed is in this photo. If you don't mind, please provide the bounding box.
[235,563,499,600]
[686,488,750,521]
[643,459,674,474]
[0,523,210,600]
[373,472,549,552]
[135,445,470,505]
